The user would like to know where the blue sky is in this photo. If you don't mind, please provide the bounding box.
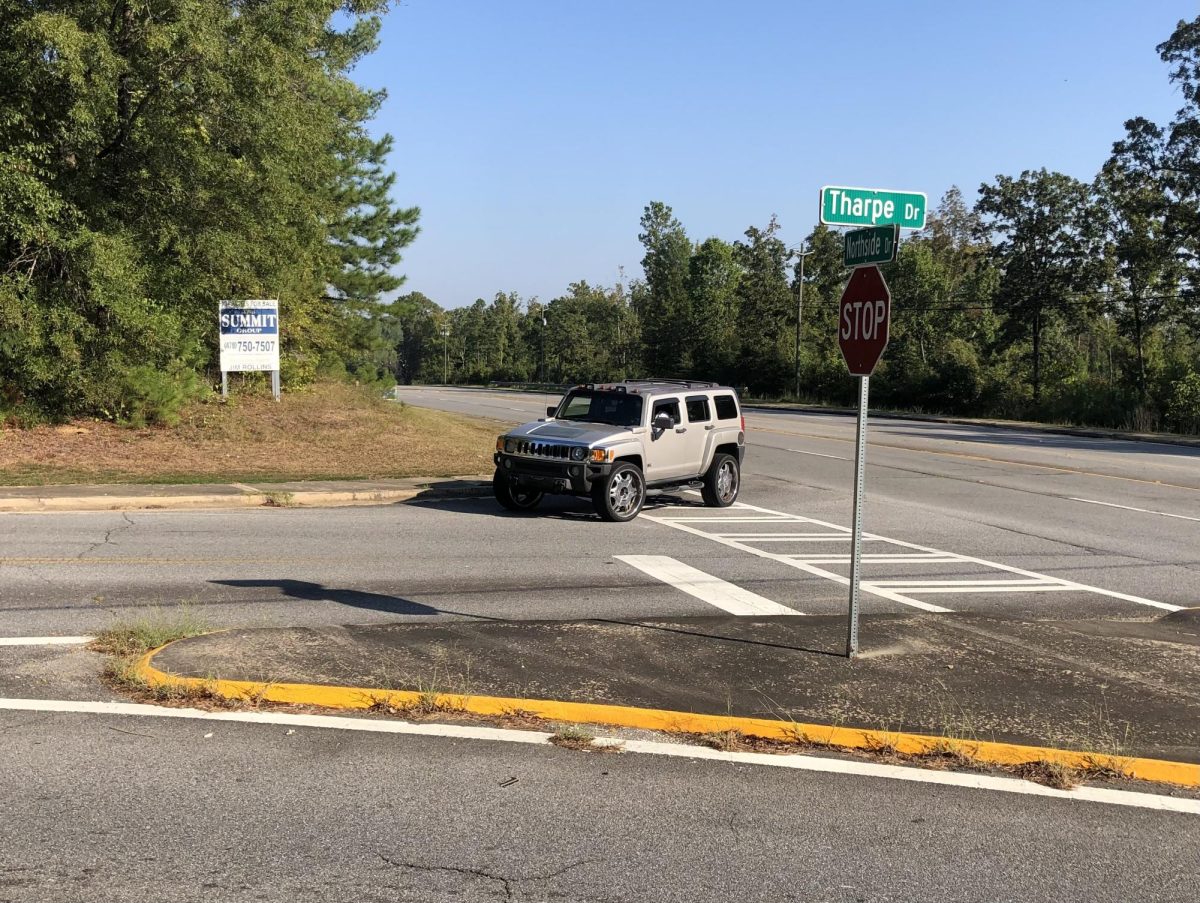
[356,0,1190,307]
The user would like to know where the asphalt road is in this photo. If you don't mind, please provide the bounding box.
[0,701,1197,903]
[2,387,1196,636]
[2,385,1198,902]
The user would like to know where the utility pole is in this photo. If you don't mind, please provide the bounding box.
[441,325,450,384]
[793,245,814,401]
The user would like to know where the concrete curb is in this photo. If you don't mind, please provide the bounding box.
[0,479,493,513]
[138,645,1200,789]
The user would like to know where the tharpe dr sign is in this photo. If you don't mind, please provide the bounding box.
[821,186,927,230]
[838,265,891,376]
[219,299,280,373]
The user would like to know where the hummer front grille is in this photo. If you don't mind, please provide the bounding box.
[515,440,573,459]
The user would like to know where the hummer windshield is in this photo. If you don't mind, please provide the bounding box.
[554,389,644,428]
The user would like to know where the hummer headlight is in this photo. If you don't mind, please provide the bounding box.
[505,438,517,454]
[589,448,614,463]
[570,446,587,461]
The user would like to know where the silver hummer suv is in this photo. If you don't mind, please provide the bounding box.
[492,380,745,522]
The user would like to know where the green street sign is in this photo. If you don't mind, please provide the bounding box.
[820,186,927,229]
[844,224,899,268]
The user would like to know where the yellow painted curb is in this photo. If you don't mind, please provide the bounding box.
[135,648,1200,788]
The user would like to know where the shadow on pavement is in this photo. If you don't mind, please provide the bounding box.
[207,578,839,655]
[407,489,707,521]
[212,579,438,616]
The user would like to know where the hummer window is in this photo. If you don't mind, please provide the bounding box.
[652,398,681,426]
[714,394,739,420]
[685,396,711,423]
[556,389,643,428]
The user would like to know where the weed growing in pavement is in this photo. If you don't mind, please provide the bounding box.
[1015,760,1080,789]
[261,491,296,508]
[549,724,608,751]
[93,609,218,703]
[91,608,208,658]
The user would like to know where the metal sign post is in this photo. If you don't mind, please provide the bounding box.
[847,375,870,657]
[837,265,891,659]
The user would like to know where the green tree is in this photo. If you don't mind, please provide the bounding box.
[637,202,693,376]
[975,170,1103,406]
[791,224,846,400]
[687,237,742,381]
[734,216,793,394]
[0,0,416,420]
[1100,119,1183,400]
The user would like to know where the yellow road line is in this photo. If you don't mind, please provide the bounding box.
[748,425,1200,493]
[138,649,1200,789]
[0,557,324,565]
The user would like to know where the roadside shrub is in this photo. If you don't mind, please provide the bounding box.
[113,363,209,427]
[1166,371,1200,435]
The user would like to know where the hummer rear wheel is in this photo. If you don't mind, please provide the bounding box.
[700,453,739,507]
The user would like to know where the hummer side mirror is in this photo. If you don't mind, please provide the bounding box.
[652,411,674,438]
[546,406,557,418]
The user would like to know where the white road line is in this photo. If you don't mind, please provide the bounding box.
[0,697,1193,815]
[1069,498,1200,523]
[780,448,848,460]
[869,579,1052,587]
[0,636,93,646]
[641,515,953,613]
[863,585,1080,595]
[615,555,799,616]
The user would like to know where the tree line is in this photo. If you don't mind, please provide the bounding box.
[2,7,1197,436]
[390,17,1200,434]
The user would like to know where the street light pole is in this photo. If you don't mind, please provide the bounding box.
[793,246,814,401]
[441,325,450,385]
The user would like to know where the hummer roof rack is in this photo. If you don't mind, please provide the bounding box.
[619,378,721,389]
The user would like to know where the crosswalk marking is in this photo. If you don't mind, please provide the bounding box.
[615,555,799,617]
[640,495,1180,614]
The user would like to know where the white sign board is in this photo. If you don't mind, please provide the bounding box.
[219,300,280,373]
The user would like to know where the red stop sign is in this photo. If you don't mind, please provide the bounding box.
[838,265,891,376]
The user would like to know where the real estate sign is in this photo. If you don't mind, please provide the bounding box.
[218,299,280,373]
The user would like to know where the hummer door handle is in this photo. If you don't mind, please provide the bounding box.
[675,427,687,433]
[704,424,714,431]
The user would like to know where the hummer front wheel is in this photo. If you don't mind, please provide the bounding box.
[592,462,645,522]
[493,470,543,512]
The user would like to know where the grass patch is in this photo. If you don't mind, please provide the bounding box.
[549,724,601,751]
[91,611,209,658]
[1015,760,1082,790]
[93,611,216,703]
[0,382,502,485]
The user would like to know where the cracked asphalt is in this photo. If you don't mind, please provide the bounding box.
[1,712,1197,903]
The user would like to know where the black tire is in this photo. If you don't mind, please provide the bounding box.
[493,469,544,512]
[591,462,646,522]
[700,453,740,507]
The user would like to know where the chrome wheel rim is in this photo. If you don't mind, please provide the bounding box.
[609,470,642,516]
[716,461,737,502]
[513,489,538,507]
